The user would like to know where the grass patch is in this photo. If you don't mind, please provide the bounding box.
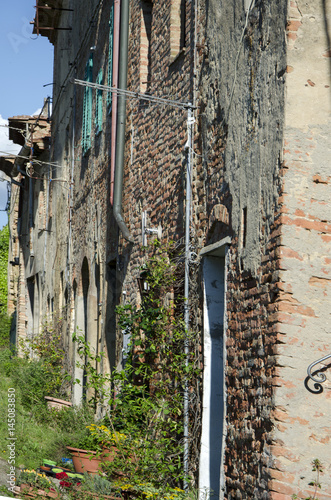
[0,348,92,469]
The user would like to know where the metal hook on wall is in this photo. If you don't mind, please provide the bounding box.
[307,353,331,384]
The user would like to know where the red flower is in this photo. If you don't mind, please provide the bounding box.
[60,480,72,488]
[56,472,68,479]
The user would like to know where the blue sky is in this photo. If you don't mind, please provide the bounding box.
[0,0,54,229]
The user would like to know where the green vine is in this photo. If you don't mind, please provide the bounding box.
[73,242,200,491]
[72,330,111,410]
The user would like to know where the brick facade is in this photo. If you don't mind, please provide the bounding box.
[3,0,330,498]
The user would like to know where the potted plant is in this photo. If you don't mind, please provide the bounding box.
[65,446,102,475]
[66,424,104,474]
[87,424,126,462]
[54,471,83,492]
[16,469,59,499]
[66,423,126,474]
[79,473,118,499]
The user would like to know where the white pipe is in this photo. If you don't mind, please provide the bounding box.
[183,106,194,488]
[183,0,198,485]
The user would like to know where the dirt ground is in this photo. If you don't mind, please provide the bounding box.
[0,457,12,495]
[0,456,23,498]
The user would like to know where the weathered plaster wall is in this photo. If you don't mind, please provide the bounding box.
[199,0,287,273]
[271,1,331,497]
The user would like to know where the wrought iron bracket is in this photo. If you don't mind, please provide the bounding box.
[307,353,331,384]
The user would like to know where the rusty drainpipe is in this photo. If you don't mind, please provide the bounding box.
[113,0,134,243]
[110,0,120,206]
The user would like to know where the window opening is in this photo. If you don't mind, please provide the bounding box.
[140,0,153,93]
[82,53,93,153]
[170,0,186,60]
[95,69,103,134]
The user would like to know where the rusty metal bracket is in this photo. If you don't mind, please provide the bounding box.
[307,353,331,384]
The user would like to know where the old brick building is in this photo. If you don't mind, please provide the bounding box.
[0,110,51,350]
[3,0,330,498]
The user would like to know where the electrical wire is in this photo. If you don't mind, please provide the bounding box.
[72,79,195,111]
[50,0,106,116]
[0,150,65,170]
[0,124,27,139]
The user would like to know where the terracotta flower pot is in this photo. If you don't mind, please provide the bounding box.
[17,484,59,499]
[18,483,35,497]
[66,446,102,475]
[39,466,51,474]
[44,397,72,411]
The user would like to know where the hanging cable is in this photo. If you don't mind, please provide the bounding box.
[72,78,195,111]
[0,150,65,170]
[0,124,28,139]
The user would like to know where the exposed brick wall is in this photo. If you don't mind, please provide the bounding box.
[15,0,331,497]
[124,0,193,247]
[122,0,288,496]
[225,233,281,498]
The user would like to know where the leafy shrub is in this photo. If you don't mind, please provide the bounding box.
[0,224,11,349]
[74,242,200,490]
[19,318,71,399]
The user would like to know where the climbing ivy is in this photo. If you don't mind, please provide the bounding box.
[0,224,9,312]
[74,241,200,491]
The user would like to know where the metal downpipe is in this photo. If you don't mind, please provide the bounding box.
[110,0,120,206]
[113,0,133,243]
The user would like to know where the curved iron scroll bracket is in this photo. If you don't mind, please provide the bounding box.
[307,353,331,383]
